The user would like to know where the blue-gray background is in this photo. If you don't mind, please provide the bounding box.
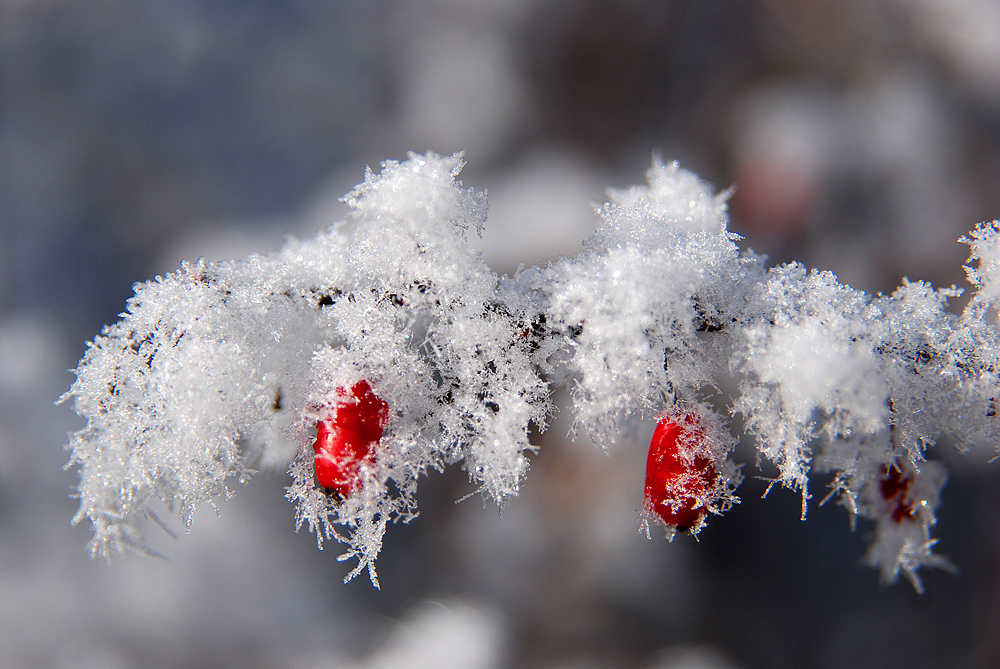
[2,1,1000,667]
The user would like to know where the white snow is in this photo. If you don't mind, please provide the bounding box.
[64,152,1000,589]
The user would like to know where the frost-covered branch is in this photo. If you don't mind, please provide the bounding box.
[62,152,1000,591]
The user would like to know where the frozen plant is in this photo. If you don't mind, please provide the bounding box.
[62,152,1000,591]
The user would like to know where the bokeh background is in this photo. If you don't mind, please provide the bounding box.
[3,1,1000,667]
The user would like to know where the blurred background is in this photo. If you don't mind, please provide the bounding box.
[3,0,1000,667]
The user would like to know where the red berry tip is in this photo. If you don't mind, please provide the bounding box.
[313,380,389,497]
[644,413,719,531]
[878,463,916,524]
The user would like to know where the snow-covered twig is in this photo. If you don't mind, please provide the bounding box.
[62,152,1000,590]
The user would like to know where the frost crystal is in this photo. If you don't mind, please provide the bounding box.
[522,160,747,445]
[63,151,1000,590]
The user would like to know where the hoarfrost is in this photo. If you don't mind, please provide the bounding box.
[63,151,1000,589]
[524,159,748,446]
[962,219,1000,306]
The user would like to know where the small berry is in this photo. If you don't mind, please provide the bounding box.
[313,380,389,497]
[644,413,718,531]
[879,463,916,524]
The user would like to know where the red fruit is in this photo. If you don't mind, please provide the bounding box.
[644,414,719,530]
[879,463,916,524]
[313,380,389,497]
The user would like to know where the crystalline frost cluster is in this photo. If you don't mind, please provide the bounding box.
[63,152,1000,590]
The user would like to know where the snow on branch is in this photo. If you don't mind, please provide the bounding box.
[62,151,1000,591]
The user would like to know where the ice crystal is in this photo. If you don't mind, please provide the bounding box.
[63,152,1000,590]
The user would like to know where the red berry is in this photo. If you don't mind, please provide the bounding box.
[878,463,916,524]
[313,380,389,497]
[644,413,719,531]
